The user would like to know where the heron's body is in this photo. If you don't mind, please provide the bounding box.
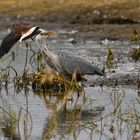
[42,46,105,76]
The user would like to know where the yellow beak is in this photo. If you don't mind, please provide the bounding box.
[41,31,56,38]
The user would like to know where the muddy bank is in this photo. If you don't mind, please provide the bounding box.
[86,73,139,87]
[0,17,140,41]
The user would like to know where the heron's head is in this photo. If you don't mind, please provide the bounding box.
[35,31,56,41]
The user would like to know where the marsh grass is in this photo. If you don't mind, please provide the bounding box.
[0,106,33,139]
[13,68,82,94]
[0,63,139,140]
[106,47,115,71]
[0,68,33,138]
[130,29,140,61]
[0,40,139,139]
[131,46,140,61]
[41,79,140,140]
[0,107,17,130]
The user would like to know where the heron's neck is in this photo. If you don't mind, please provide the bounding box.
[35,40,55,62]
[35,41,61,72]
[35,40,48,52]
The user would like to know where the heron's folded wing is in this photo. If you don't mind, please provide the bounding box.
[0,32,20,58]
[56,51,104,76]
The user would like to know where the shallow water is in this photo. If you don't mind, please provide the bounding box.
[0,30,139,140]
[0,85,138,140]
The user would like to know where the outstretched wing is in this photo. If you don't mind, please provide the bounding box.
[0,23,40,58]
[55,51,105,76]
[0,32,21,58]
[21,26,40,41]
[11,23,40,41]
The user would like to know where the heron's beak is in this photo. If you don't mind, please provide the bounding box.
[41,31,56,38]
[35,31,56,41]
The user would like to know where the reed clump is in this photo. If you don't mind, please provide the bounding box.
[32,70,81,92]
[131,47,140,61]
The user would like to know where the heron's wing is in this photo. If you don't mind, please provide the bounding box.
[0,32,21,58]
[55,51,105,76]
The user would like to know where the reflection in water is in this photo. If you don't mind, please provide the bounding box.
[33,85,140,140]
[1,129,20,140]
[0,86,33,140]
[0,76,139,140]
[34,89,75,112]
[33,89,105,140]
[49,106,104,139]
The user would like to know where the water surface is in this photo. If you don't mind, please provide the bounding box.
[0,31,139,140]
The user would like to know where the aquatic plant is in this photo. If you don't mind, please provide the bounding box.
[131,29,139,43]
[107,47,114,63]
[130,29,140,61]
[32,69,81,93]
[0,107,16,130]
[106,47,115,71]
[131,46,140,61]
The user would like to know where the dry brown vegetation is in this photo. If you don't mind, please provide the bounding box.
[0,0,140,21]
[0,0,140,40]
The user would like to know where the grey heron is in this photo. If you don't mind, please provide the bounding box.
[35,34,105,78]
[0,23,105,78]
